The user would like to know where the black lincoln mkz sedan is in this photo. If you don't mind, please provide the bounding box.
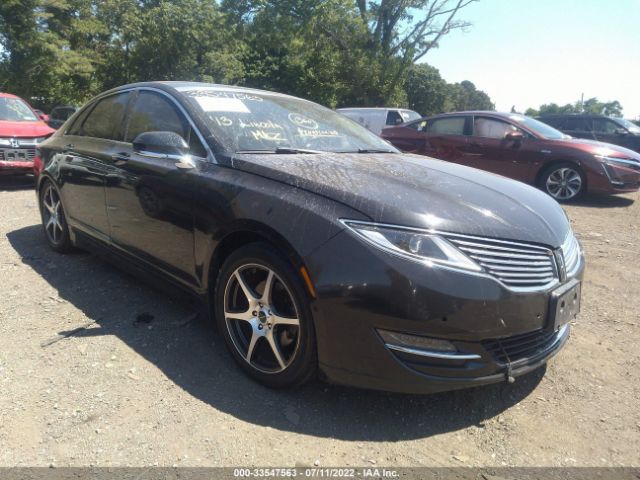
[36,82,584,393]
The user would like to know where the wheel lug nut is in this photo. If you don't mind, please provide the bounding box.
[252,311,257,316]
[258,324,263,330]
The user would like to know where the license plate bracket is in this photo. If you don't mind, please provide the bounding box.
[549,279,581,330]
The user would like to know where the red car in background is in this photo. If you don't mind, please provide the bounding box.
[382,111,640,201]
[0,93,54,176]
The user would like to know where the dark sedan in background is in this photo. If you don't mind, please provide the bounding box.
[538,114,640,153]
[382,111,640,201]
[36,82,583,393]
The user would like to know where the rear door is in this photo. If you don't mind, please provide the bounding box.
[423,116,471,163]
[563,117,595,140]
[104,89,207,286]
[56,92,131,241]
[465,115,530,180]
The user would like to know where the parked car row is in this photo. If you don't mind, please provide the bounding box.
[33,81,584,394]
[380,111,640,201]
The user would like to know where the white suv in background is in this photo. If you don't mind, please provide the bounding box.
[337,107,421,135]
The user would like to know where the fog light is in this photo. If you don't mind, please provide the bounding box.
[377,329,481,360]
[378,329,457,352]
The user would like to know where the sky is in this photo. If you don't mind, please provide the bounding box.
[423,0,640,119]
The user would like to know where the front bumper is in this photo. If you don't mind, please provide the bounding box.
[0,160,35,176]
[305,229,583,394]
[590,161,640,194]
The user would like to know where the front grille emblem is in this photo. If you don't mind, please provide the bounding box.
[554,249,567,282]
[10,138,20,148]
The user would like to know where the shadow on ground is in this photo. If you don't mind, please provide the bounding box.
[7,224,544,442]
[569,192,635,208]
[0,175,35,192]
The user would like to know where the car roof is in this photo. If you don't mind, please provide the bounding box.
[0,92,22,100]
[337,107,412,111]
[102,81,300,101]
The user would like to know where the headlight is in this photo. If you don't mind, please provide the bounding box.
[595,155,640,171]
[0,138,12,146]
[341,220,482,272]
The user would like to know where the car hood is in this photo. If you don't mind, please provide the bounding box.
[229,152,570,247]
[551,137,640,159]
[0,120,54,138]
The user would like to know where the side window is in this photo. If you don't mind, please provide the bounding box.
[80,93,130,140]
[473,117,518,139]
[563,117,590,131]
[427,117,466,135]
[66,104,95,136]
[593,119,621,134]
[386,110,404,126]
[126,91,207,157]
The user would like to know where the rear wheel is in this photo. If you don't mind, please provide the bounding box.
[540,163,585,202]
[39,181,72,253]
[215,243,316,388]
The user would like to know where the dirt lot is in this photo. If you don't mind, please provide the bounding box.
[0,175,639,468]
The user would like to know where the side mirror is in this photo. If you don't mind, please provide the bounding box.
[505,131,524,143]
[38,113,48,122]
[132,131,190,160]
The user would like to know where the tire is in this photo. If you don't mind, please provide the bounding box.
[539,162,585,202]
[39,180,73,253]
[215,242,317,388]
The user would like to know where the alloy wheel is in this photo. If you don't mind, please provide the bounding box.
[545,167,582,200]
[223,263,301,374]
[42,184,65,245]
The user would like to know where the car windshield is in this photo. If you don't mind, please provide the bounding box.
[402,110,422,122]
[0,97,38,122]
[180,87,399,154]
[508,114,566,140]
[615,118,640,134]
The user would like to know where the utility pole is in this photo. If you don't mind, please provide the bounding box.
[579,93,584,113]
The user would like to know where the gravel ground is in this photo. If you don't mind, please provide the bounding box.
[0,175,639,468]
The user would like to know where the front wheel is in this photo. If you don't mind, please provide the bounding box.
[540,163,585,202]
[215,243,317,388]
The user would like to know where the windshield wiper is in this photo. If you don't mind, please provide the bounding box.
[234,147,324,154]
[343,148,397,154]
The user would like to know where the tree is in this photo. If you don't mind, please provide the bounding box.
[446,80,493,111]
[231,0,476,106]
[528,98,624,117]
[404,63,449,115]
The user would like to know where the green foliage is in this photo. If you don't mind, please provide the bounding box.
[527,98,624,118]
[0,0,486,113]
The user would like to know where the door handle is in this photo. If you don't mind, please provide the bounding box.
[111,152,130,164]
[64,143,75,151]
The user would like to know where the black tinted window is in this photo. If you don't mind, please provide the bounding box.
[127,92,188,141]
[564,117,590,131]
[386,110,404,126]
[81,93,130,140]
[127,91,206,157]
[593,118,620,134]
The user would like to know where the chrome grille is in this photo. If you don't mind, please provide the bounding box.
[445,234,557,290]
[0,148,36,161]
[0,138,39,162]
